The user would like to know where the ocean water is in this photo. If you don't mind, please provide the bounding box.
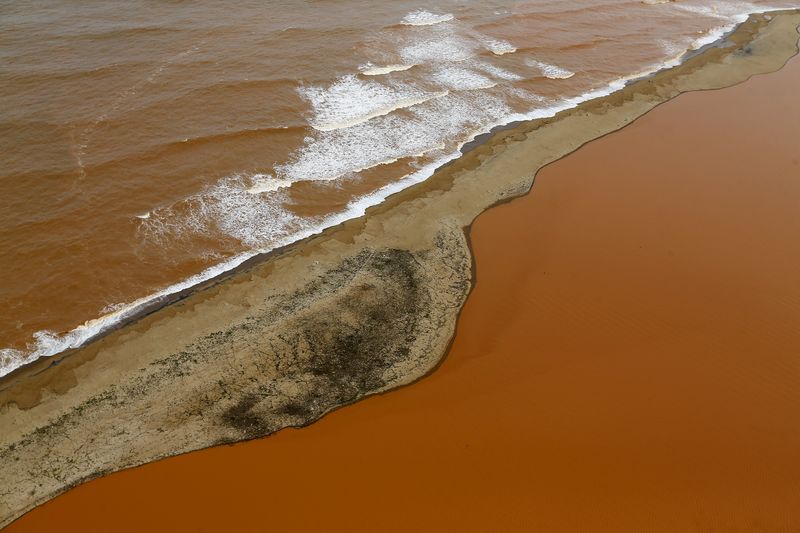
[1,0,797,376]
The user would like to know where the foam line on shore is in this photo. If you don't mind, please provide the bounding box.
[401,10,454,26]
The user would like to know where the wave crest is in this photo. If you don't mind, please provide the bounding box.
[401,10,454,26]
[527,59,575,79]
[300,75,446,131]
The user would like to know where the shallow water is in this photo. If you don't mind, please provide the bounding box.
[1,0,797,374]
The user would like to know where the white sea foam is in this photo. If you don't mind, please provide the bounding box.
[399,31,475,64]
[474,61,524,81]
[140,94,515,254]
[672,1,785,51]
[401,10,454,26]
[360,63,415,76]
[527,59,575,79]
[690,24,735,50]
[659,38,687,60]
[312,93,443,131]
[275,91,509,184]
[431,65,497,90]
[299,75,445,131]
[673,3,735,20]
[654,39,690,70]
[507,87,547,103]
[484,38,517,55]
[247,174,293,194]
[141,175,300,247]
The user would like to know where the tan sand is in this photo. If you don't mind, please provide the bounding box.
[2,12,800,531]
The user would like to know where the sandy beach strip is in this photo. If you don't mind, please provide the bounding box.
[2,11,800,530]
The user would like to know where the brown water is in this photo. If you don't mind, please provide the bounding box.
[1,0,797,374]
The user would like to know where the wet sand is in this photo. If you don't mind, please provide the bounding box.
[7,27,800,533]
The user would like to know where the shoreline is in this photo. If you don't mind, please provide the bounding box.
[2,10,800,528]
[0,7,784,381]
